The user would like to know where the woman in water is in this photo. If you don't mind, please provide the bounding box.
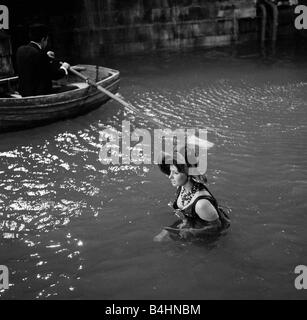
[154,150,230,242]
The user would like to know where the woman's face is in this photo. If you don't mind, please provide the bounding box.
[169,165,188,187]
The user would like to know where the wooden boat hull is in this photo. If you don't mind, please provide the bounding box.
[0,65,120,132]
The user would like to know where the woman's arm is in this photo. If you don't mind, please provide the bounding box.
[179,199,221,239]
[190,220,221,236]
[179,220,221,239]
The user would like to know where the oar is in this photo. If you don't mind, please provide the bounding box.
[66,65,215,153]
[67,66,130,109]
[66,65,166,127]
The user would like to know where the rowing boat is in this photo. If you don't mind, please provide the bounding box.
[0,65,120,132]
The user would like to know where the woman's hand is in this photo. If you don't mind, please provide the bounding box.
[154,229,171,242]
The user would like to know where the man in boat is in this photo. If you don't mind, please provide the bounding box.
[16,24,70,97]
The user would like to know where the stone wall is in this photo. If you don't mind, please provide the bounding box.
[54,0,258,58]
[7,0,259,59]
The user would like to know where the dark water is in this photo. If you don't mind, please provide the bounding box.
[0,50,307,299]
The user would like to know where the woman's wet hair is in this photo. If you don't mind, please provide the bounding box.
[158,147,207,183]
[158,155,187,176]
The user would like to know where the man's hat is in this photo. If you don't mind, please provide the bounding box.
[29,24,49,42]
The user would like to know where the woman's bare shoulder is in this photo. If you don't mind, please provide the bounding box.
[195,199,219,222]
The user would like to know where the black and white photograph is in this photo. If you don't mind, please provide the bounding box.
[0,0,307,304]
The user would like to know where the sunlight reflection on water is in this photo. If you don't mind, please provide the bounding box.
[0,52,307,299]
